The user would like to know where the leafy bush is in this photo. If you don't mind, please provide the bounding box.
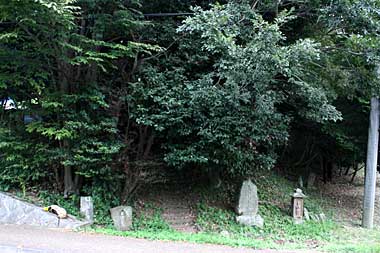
[38,190,81,218]
[132,203,171,232]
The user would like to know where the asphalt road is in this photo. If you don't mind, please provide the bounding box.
[0,225,316,253]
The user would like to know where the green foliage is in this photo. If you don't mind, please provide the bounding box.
[130,2,341,179]
[0,0,149,200]
[132,203,171,232]
[281,0,380,172]
[38,190,81,218]
[0,125,52,190]
[85,180,123,224]
[196,203,237,232]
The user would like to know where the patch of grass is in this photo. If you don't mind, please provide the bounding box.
[131,202,171,232]
[92,227,292,249]
[89,172,338,251]
[323,226,380,253]
[325,244,380,253]
[91,222,380,252]
[196,202,336,245]
[90,200,293,250]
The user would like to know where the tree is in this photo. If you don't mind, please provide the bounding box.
[322,0,380,228]
[130,2,341,180]
[0,0,150,203]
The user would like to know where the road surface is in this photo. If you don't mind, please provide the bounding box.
[0,225,316,253]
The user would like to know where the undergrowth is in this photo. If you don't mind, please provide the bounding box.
[3,169,379,251]
[89,170,340,250]
[38,190,81,218]
[131,203,171,232]
[194,170,337,247]
[196,203,336,242]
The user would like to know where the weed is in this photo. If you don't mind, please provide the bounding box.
[38,190,81,217]
[132,203,171,232]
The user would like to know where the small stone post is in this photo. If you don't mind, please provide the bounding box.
[110,206,133,231]
[291,188,305,224]
[80,196,94,223]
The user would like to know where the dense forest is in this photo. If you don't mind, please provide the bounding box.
[1,0,380,221]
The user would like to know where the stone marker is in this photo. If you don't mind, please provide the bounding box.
[110,206,133,231]
[236,180,264,228]
[80,196,94,223]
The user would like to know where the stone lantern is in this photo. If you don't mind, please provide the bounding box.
[291,188,305,224]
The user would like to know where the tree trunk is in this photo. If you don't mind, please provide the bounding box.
[58,56,76,198]
[362,97,379,229]
[350,163,359,183]
[64,166,75,198]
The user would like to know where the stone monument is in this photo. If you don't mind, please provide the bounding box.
[236,179,264,228]
[110,206,133,231]
[80,196,94,223]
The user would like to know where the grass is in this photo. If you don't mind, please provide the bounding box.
[196,202,337,243]
[91,226,380,252]
[91,228,277,249]
[89,200,380,252]
[323,226,380,253]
